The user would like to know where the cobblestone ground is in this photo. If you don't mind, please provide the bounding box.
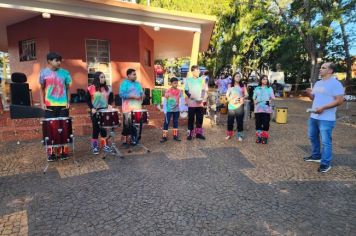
[0,98,355,235]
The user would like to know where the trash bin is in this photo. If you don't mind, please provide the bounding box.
[275,107,288,124]
[283,84,292,97]
[152,89,162,105]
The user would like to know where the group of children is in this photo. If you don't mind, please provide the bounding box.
[159,67,275,145]
[39,51,274,161]
[84,65,275,148]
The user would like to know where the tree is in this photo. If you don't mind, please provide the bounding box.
[331,0,356,84]
[272,0,355,85]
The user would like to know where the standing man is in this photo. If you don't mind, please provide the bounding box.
[185,65,208,140]
[40,52,72,161]
[119,68,144,145]
[304,62,344,173]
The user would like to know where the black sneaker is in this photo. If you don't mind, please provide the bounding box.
[173,136,181,141]
[256,137,262,143]
[318,164,331,173]
[60,153,69,160]
[160,137,168,143]
[47,154,56,162]
[196,134,206,140]
[303,156,321,163]
[187,135,193,141]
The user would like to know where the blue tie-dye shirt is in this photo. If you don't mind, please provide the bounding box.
[119,79,143,113]
[253,86,275,113]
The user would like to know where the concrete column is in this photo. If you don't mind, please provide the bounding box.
[1,54,8,110]
[188,31,201,76]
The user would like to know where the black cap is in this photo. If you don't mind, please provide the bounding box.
[46,52,62,61]
[170,77,178,83]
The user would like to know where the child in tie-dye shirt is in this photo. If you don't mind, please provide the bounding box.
[253,75,275,144]
[87,72,114,154]
[119,68,144,144]
[225,73,248,141]
[39,52,72,162]
[160,77,183,143]
[215,73,231,94]
[184,65,208,140]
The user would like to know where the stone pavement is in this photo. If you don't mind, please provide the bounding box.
[0,98,355,235]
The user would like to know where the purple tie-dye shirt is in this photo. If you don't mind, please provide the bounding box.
[39,68,72,106]
[215,78,231,94]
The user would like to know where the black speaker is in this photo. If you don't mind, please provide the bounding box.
[115,94,122,106]
[142,88,150,105]
[10,83,31,106]
[11,72,27,83]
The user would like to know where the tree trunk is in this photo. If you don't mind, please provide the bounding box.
[294,70,302,93]
[309,54,320,85]
[339,18,352,90]
[304,35,320,85]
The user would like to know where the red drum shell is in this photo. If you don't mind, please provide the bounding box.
[41,117,73,146]
[98,109,120,128]
[131,109,148,124]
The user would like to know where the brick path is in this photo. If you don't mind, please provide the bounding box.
[0,98,355,235]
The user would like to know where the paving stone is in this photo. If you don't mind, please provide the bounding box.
[0,98,355,235]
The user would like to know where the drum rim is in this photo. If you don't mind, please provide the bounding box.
[132,109,148,112]
[98,108,119,113]
[100,125,119,128]
[41,117,72,121]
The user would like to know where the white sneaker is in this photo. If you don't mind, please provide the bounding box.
[238,137,243,142]
[225,136,231,140]
[103,145,111,153]
[92,147,99,155]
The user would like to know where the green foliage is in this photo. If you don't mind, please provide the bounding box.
[138,0,355,83]
[137,0,229,15]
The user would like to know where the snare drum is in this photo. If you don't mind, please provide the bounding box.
[219,94,227,104]
[41,117,73,146]
[131,109,149,124]
[97,109,120,128]
[219,94,228,114]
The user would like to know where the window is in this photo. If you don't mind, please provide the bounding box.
[85,39,111,85]
[19,39,36,61]
[144,49,151,67]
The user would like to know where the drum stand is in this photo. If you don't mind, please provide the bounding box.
[103,128,123,159]
[128,122,150,153]
[43,135,78,174]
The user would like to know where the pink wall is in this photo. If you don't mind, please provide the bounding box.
[138,27,155,89]
[7,15,155,103]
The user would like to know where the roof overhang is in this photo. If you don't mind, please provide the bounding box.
[0,0,216,59]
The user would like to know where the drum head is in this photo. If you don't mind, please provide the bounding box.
[41,117,68,121]
[132,109,148,112]
[180,111,188,118]
[99,108,119,113]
